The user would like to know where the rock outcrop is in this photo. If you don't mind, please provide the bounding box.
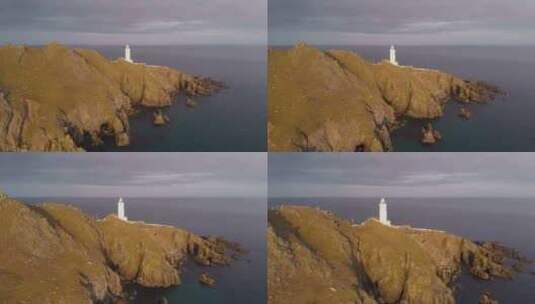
[0,197,242,303]
[186,98,198,108]
[480,291,499,304]
[459,107,472,120]
[199,272,216,287]
[421,123,442,145]
[0,43,223,151]
[268,43,501,151]
[268,205,525,304]
[152,110,169,126]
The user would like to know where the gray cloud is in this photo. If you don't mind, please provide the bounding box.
[0,0,266,45]
[269,0,535,45]
[269,153,535,198]
[0,153,266,198]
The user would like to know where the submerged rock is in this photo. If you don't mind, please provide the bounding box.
[479,291,499,304]
[268,205,527,304]
[268,43,502,152]
[199,272,216,287]
[512,262,525,272]
[0,198,243,303]
[459,107,472,120]
[0,43,224,151]
[186,97,198,108]
[157,296,169,304]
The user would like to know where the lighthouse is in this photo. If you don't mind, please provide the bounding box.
[117,197,127,221]
[378,198,390,225]
[389,45,398,66]
[124,45,133,63]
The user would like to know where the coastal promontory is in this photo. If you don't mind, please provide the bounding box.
[268,205,529,304]
[0,197,241,303]
[268,43,501,151]
[0,43,222,151]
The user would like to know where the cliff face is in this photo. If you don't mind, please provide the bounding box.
[99,216,232,288]
[0,43,222,151]
[268,43,501,151]
[268,205,520,304]
[0,198,239,303]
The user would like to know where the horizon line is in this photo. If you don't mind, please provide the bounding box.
[11,195,267,199]
[268,195,535,199]
[268,42,535,47]
[0,42,267,47]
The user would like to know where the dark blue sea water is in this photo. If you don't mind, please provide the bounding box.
[23,197,266,304]
[320,45,535,152]
[269,197,535,302]
[85,45,266,152]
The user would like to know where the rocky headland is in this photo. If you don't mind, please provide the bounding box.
[268,43,502,151]
[0,43,223,151]
[0,197,243,303]
[268,205,531,304]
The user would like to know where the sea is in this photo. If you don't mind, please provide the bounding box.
[22,197,267,304]
[318,45,535,152]
[81,45,266,152]
[269,197,535,302]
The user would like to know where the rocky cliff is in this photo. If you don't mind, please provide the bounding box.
[0,43,222,151]
[268,43,501,151]
[0,197,241,303]
[268,205,527,304]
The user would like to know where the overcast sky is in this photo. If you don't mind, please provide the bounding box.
[269,0,535,45]
[269,153,535,198]
[0,0,266,45]
[0,153,266,198]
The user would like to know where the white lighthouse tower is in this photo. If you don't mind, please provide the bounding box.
[389,45,399,66]
[117,197,127,221]
[378,198,390,225]
[124,45,133,63]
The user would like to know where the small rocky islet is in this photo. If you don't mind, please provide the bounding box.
[0,43,224,151]
[268,205,532,304]
[0,196,244,303]
[268,42,503,152]
[152,109,170,126]
[421,122,442,145]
